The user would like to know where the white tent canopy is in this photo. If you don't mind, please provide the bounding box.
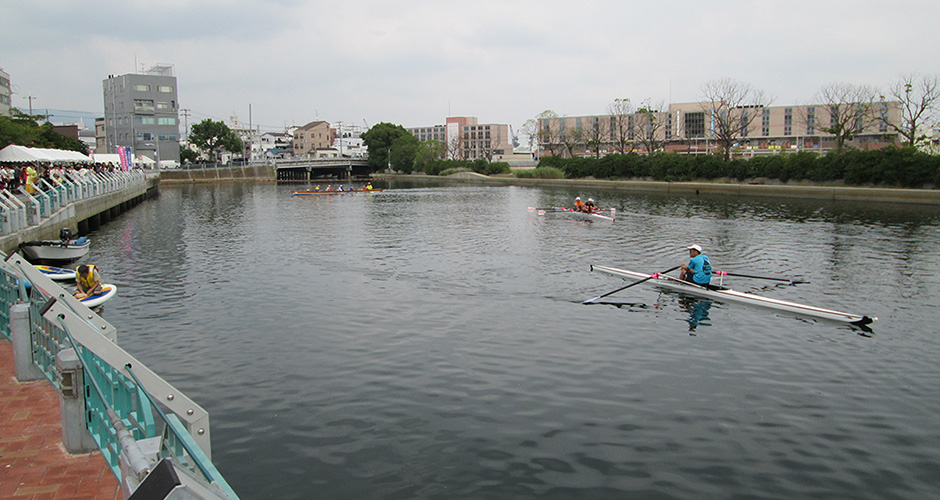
[0,144,92,163]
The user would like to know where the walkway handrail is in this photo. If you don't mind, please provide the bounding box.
[0,255,238,497]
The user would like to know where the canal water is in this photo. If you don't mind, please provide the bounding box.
[86,180,940,499]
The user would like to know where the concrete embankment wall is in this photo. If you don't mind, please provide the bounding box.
[0,176,160,256]
[158,164,275,184]
[404,172,940,205]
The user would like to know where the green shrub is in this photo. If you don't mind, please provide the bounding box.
[515,166,566,179]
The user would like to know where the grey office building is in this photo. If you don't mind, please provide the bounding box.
[102,64,180,163]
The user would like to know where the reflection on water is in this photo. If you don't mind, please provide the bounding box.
[83,181,940,500]
[679,296,712,333]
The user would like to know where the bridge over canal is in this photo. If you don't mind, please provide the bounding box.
[274,158,372,181]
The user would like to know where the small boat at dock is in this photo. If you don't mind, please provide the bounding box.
[19,229,90,264]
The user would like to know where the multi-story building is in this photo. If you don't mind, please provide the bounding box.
[259,131,293,158]
[95,117,106,154]
[409,124,446,143]
[102,64,181,163]
[331,122,367,158]
[407,116,513,161]
[292,120,332,157]
[538,101,902,158]
[0,67,10,116]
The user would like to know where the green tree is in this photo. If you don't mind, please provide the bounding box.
[414,139,446,172]
[361,122,411,172]
[179,145,198,163]
[0,111,87,152]
[389,134,419,173]
[188,119,243,161]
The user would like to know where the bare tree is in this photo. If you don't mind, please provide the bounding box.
[633,98,668,154]
[607,98,634,153]
[583,116,606,158]
[534,110,562,157]
[446,135,462,160]
[814,82,878,150]
[521,118,538,157]
[560,124,585,158]
[879,73,940,148]
[700,78,771,161]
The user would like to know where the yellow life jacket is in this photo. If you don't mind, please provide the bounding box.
[76,265,98,289]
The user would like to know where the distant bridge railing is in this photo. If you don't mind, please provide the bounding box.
[0,255,239,499]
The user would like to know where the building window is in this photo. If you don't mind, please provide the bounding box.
[685,112,705,138]
[134,99,154,111]
[157,117,177,126]
[134,84,151,92]
[158,85,174,93]
[784,108,793,136]
[156,101,170,111]
[806,106,816,135]
[134,116,156,125]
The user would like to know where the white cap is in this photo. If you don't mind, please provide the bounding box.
[576,197,581,200]
[588,198,594,202]
[687,244,703,252]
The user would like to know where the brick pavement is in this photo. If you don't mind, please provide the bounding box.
[0,340,120,499]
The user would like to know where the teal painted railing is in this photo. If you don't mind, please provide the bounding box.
[1,169,147,235]
[1,255,239,499]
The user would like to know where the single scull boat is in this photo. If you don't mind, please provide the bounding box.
[590,264,875,325]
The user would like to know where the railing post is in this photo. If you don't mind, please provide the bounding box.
[10,303,44,381]
[56,347,98,453]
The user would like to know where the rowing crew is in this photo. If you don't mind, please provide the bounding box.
[310,183,374,192]
[574,197,598,213]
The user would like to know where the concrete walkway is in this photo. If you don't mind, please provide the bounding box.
[0,341,120,500]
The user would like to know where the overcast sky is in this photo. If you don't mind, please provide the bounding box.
[3,0,939,135]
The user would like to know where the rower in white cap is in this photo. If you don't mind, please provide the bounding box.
[680,244,712,286]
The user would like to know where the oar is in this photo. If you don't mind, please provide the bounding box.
[714,270,809,285]
[583,265,681,304]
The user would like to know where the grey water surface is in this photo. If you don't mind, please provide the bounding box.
[86,180,940,499]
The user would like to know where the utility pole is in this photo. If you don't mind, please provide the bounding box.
[25,95,36,116]
[180,108,191,140]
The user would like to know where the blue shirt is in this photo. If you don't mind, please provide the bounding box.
[688,254,712,285]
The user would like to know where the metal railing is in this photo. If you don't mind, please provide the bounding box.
[0,169,147,235]
[1,255,238,499]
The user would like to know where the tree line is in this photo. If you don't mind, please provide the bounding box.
[0,111,88,152]
[538,147,940,189]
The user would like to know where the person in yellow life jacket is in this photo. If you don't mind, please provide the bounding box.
[74,264,102,299]
[574,197,585,212]
[584,198,597,213]
[364,183,374,190]
[24,164,38,194]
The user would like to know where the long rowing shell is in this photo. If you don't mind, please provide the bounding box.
[590,265,875,325]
